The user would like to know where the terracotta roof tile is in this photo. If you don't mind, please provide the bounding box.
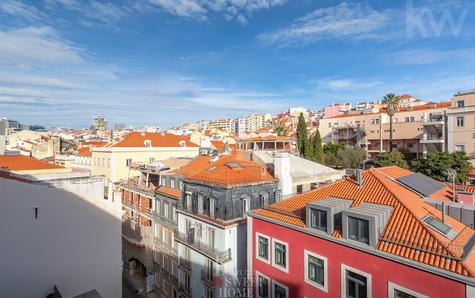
[255,166,475,277]
[157,186,181,200]
[0,155,65,172]
[108,132,198,148]
[178,151,276,187]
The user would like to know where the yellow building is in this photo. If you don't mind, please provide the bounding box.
[91,132,200,186]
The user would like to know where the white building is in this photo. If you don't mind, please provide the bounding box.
[0,156,122,298]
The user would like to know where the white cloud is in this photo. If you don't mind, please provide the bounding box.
[258,3,391,46]
[383,48,475,65]
[316,78,383,90]
[0,1,43,21]
[0,26,85,65]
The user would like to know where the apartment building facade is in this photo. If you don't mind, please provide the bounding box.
[174,151,279,298]
[319,101,450,158]
[448,90,475,166]
[120,159,190,297]
[92,132,199,197]
[248,166,475,298]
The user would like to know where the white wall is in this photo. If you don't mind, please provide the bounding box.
[0,176,122,298]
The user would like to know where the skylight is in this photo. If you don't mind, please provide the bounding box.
[207,166,218,172]
[226,162,242,169]
[423,216,452,236]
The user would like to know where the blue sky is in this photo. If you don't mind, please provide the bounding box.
[1,0,474,128]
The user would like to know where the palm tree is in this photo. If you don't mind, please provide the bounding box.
[382,93,400,152]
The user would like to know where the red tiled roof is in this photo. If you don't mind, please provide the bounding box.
[108,132,198,148]
[157,186,181,200]
[178,151,275,187]
[255,166,475,277]
[0,155,64,171]
[78,147,92,156]
[210,140,225,150]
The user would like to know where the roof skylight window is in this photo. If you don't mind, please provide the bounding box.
[207,165,218,172]
[226,162,242,169]
[422,216,452,236]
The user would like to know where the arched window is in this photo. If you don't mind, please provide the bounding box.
[203,196,211,217]
[144,140,152,147]
[260,192,269,207]
[192,194,199,213]
[241,194,250,217]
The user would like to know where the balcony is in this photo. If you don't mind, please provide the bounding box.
[153,260,160,272]
[175,230,232,264]
[120,180,156,198]
[422,114,444,125]
[152,211,177,229]
[179,257,191,271]
[420,134,444,143]
[122,221,148,247]
[154,237,178,255]
[170,275,179,286]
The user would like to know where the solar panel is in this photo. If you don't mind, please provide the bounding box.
[396,172,445,197]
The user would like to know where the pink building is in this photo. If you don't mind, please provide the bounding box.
[323,103,352,119]
[248,167,475,298]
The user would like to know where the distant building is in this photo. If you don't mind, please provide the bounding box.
[91,132,199,198]
[93,116,108,131]
[448,90,475,166]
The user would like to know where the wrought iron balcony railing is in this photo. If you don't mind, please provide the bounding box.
[175,229,232,264]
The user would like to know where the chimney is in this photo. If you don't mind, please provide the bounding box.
[274,152,292,198]
[442,201,446,223]
[356,169,364,187]
[0,120,6,155]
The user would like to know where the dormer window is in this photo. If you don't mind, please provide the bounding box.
[179,140,186,147]
[144,140,152,147]
[310,209,327,232]
[348,216,369,245]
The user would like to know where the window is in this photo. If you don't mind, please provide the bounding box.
[163,202,169,218]
[407,143,414,149]
[457,100,465,107]
[163,280,169,295]
[150,157,155,164]
[126,158,132,167]
[155,274,161,288]
[256,233,270,262]
[144,140,152,147]
[422,215,452,236]
[163,229,169,246]
[206,287,214,298]
[455,144,465,152]
[161,177,166,186]
[272,280,288,298]
[242,196,250,216]
[304,250,327,292]
[155,199,161,214]
[341,264,371,298]
[203,197,210,217]
[171,179,175,189]
[456,116,464,127]
[33,206,40,219]
[297,184,303,194]
[260,193,269,207]
[388,282,428,298]
[256,272,270,298]
[348,217,369,245]
[272,239,288,272]
[310,209,327,232]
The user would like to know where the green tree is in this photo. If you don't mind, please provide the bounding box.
[336,146,366,169]
[323,143,345,156]
[273,125,287,137]
[374,152,409,169]
[382,93,400,152]
[312,130,324,164]
[411,151,471,183]
[296,112,308,158]
[323,143,345,167]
